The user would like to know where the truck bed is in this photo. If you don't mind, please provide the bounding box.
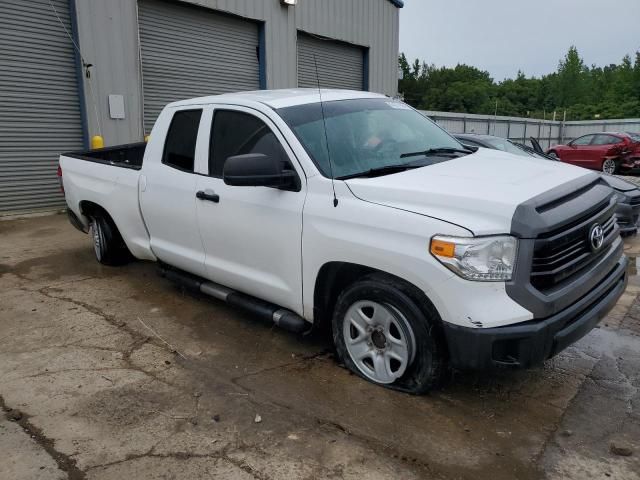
[63,142,146,170]
[59,142,155,262]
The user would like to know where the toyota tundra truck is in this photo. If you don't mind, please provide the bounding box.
[59,89,627,393]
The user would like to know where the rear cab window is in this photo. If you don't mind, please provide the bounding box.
[162,109,203,172]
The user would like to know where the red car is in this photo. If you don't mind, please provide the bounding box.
[547,132,640,174]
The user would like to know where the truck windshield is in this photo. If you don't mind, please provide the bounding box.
[277,99,465,179]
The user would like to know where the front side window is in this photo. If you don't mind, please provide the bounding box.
[162,109,203,172]
[571,135,594,146]
[277,99,465,179]
[209,110,290,177]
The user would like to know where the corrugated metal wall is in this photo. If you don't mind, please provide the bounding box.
[186,0,399,94]
[297,33,364,90]
[73,0,144,145]
[138,0,260,133]
[73,0,401,146]
[0,0,84,214]
[293,0,398,94]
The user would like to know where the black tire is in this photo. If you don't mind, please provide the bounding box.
[88,215,132,266]
[332,273,447,394]
[602,158,619,175]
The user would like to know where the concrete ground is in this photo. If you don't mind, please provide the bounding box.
[0,213,638,480]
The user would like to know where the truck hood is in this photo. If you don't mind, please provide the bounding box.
[345,148,595,236]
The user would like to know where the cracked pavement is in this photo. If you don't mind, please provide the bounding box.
[1,213,639,479]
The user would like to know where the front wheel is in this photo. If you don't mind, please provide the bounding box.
[548,151,559,159]
[332,274,447,394]
[602,158,618,175]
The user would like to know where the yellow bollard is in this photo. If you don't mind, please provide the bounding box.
[144,135,150,143]
[91,135,104,149]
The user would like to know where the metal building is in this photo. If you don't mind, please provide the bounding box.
[0,0,403,215]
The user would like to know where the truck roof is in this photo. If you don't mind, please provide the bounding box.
[167,88,387,110]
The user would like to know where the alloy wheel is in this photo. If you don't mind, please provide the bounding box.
[602,159,616,175]
[342,300,416,384]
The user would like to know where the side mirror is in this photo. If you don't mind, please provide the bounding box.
[223,153,299,191]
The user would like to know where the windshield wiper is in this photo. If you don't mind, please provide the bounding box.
[400,147,474,159]
[336,163,420,180]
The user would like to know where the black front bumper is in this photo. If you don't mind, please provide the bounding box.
[442,256,628,370]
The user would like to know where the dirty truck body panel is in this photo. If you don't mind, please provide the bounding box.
[59,89,626,380]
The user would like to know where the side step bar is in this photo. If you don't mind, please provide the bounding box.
[160,266,309,334]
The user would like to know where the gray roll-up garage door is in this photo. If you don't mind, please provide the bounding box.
[297,32,365,91]
[0,0,84,214]
[138,0,261,134]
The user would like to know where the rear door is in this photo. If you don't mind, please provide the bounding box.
[592,134,625,166]
[139,108,207,276]
[194,106,306,313]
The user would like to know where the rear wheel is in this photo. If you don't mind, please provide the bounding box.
[88,215,132,266]
[602,159,618,175]
[548,151,559,159]
[332,274,447,394]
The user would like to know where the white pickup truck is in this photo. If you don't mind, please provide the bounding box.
[59,89,627,393]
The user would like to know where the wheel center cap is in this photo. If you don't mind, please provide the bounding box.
[371,330,387,349]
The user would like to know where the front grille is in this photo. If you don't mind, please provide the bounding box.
[530,209,617,291]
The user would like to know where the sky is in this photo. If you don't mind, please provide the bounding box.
[399,0,640,81]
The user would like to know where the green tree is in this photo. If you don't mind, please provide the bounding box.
[398,46,640,120]
[555,46,587,107]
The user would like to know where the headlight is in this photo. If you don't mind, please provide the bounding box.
[613,191,629,203]
[430,235,517,281]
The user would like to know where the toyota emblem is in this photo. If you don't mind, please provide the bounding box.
[588,224,605,252]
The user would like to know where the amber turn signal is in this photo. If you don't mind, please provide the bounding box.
[430,239,455,258]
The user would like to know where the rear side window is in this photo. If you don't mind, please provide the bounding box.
[592,134,623,146]
[209,110,289,177]
[162,109,203,172]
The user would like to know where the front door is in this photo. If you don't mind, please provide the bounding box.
[195,106,306,314]
[564,134,596,167]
